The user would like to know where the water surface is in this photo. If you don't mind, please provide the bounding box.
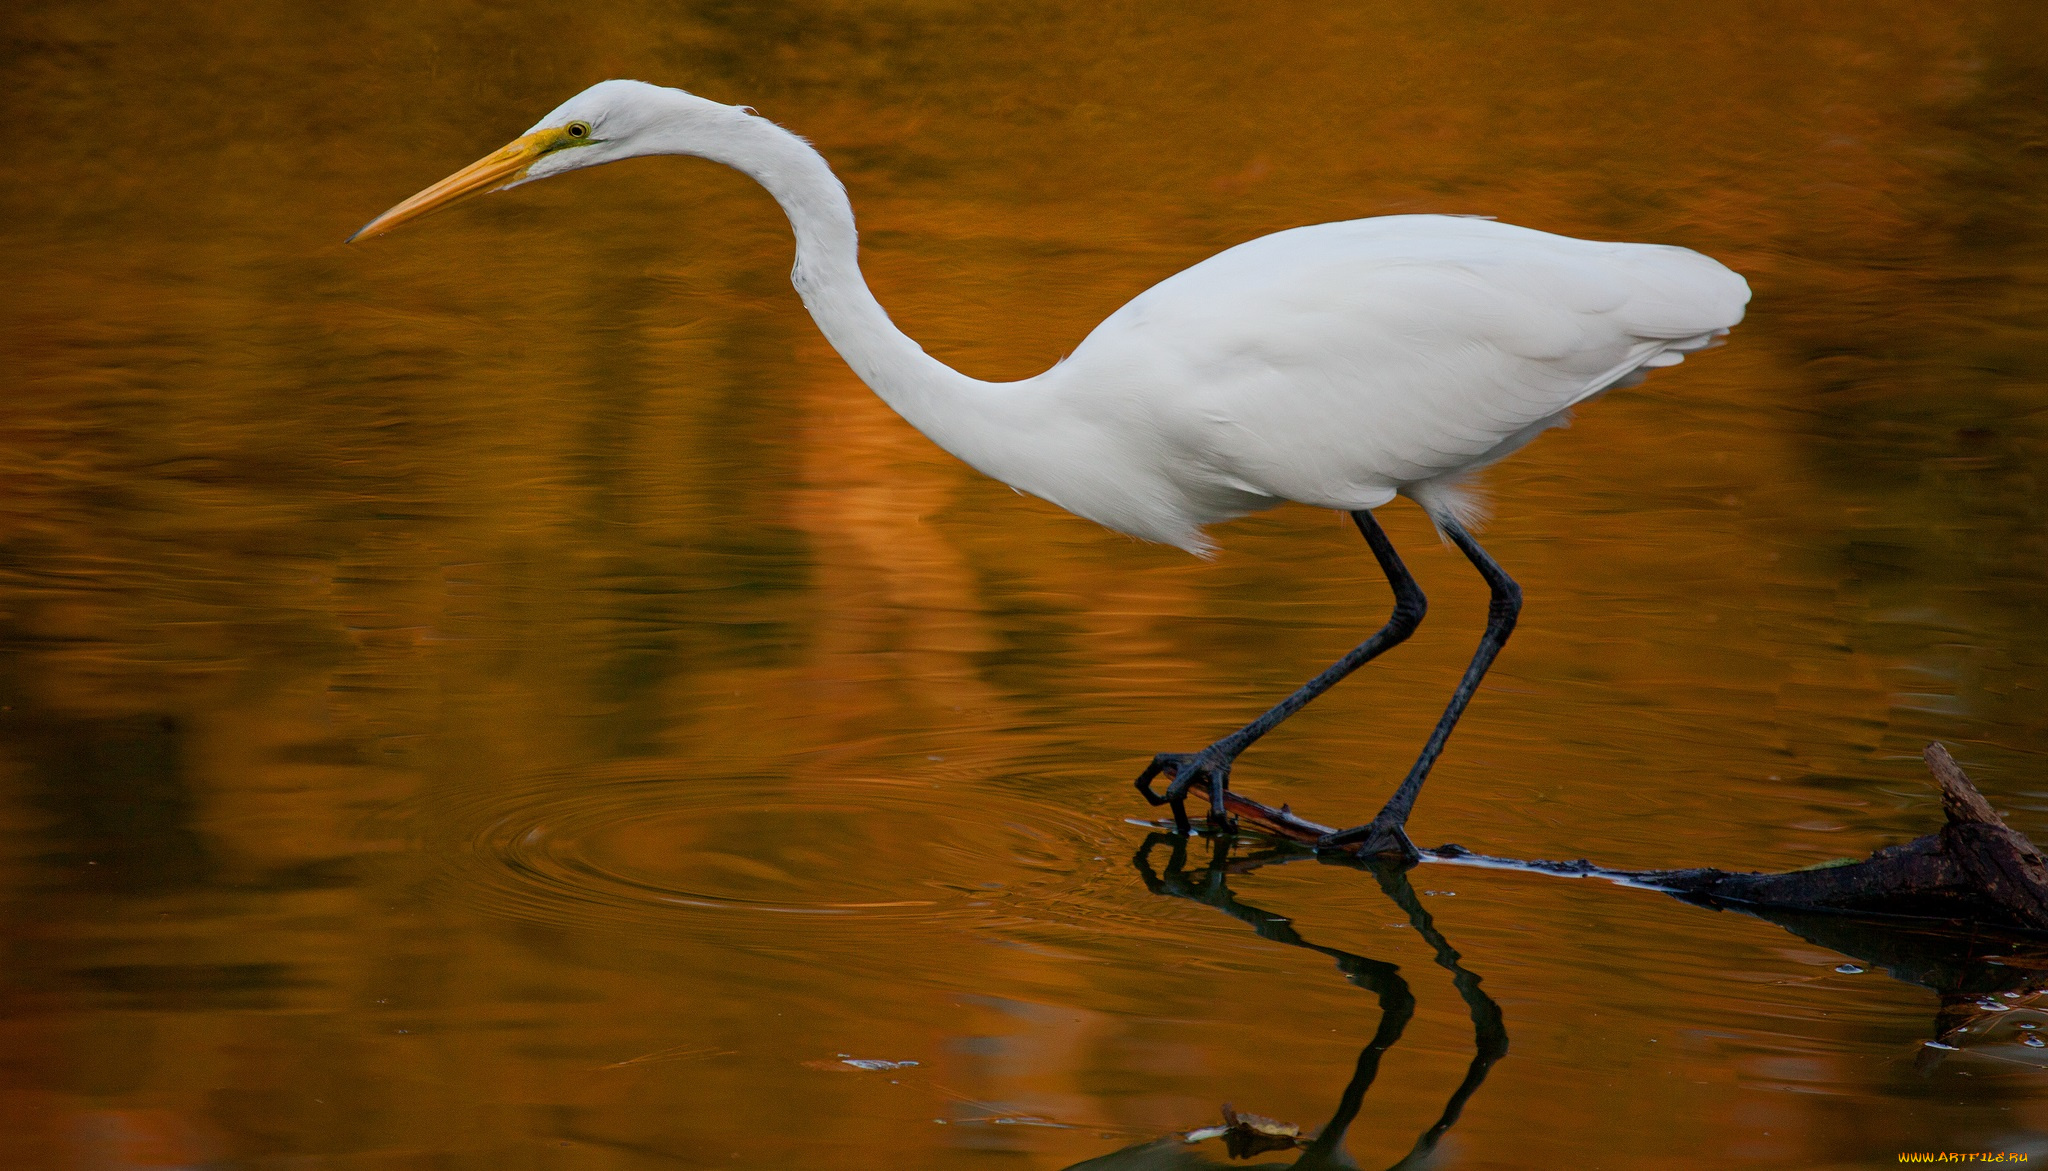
[4,2,2047,1166]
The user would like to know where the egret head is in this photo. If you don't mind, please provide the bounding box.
[348,80,750,242]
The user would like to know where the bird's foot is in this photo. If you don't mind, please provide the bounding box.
[1315,816,1420,864]
[1134,746,1238,837]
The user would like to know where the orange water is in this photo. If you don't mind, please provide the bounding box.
[5,2,2047,1166]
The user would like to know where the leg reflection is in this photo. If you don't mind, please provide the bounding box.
[1123,834,1508,1170]
[1355,858,1508,1169]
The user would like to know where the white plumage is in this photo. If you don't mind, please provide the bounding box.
[1010,214,1747,550]
[352,79,1750,852]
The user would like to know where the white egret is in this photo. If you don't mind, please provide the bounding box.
[352,80,1749,858]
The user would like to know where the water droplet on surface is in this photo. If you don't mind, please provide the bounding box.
[2025,1036,2046,1049]
[2018,1022,2038,1030]
[1835,964,1862,974]
[1924,1041,1960,1050]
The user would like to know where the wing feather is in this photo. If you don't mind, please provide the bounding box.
[1056,215,1748,516]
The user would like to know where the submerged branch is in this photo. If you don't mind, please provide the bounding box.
[1154,742,2048,1054]
[1181,743,2048,936]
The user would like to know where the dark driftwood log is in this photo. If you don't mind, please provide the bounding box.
[1190,743,2048,935]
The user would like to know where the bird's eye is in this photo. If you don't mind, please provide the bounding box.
[566,121,591,139]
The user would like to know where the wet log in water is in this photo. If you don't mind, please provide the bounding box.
[1199,743,2048,935]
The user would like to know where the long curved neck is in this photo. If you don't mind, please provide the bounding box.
[696,115,1026,468]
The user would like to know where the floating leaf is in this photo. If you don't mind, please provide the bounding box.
[1217,1103,1305,1159]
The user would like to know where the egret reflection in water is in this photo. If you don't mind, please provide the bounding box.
[1056,834,1508,1169]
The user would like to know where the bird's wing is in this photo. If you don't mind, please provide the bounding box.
[1060,215,1749,513]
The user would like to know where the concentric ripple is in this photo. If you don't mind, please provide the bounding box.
[419,763,1122,937]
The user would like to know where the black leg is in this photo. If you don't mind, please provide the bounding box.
[1317,517,1521,859]
[1135,509,1427,834]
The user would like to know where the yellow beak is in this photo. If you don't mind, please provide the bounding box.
[349,127,576,242]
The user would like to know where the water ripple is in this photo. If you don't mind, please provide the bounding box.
[419,763,1124,938]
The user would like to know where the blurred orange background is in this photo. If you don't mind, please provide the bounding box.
[3,1,2045,1166]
